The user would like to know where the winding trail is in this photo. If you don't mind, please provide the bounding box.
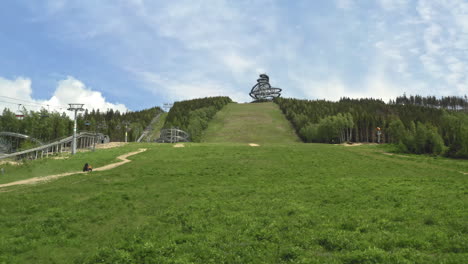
[0,148,147,189]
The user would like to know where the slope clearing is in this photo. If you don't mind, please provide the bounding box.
[0,143,466,263]
[201,102,300,143]
[145,112,167,142]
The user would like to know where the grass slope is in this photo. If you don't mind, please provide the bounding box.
[0,143,467,263]
[145,112,168,142]
[0,145,143,185]
[201,102,300,143]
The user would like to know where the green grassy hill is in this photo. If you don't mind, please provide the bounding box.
[201,102,300,143]
[0,143,467,263]
[145,112,167,142]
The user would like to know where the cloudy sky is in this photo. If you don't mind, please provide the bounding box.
[0,0,467,113]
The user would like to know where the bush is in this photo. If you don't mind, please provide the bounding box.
[398,122,446,155]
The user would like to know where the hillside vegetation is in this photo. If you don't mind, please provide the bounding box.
[275,96,468,158]
[0,143,466,263]
[0,106,163,144]
[142,112,167,142]
[163,96,232,142]
[81,107,162,142]
[202,102,300,143]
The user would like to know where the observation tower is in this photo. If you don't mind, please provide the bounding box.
[249,74,282,101]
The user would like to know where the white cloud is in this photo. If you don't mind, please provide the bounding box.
[0,76,33,102]
[362,74,407,101]
[131,70,251,103]
[45,0,67,14]
[374,41,408,76]
[423,23,442,54]
[419,54,443,78]
[290,74,404,103]
[336,0,354,9]
[0,76,128,117]
[221,52,255,76]
[20,0,468,104]
[33,0,271,103]
[415,0,468,94]
[417,0,434,21]
[46,77,128,115]
[378,0,408,11]
[371,0,467,96]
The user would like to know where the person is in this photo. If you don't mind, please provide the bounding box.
[83,163,92,172]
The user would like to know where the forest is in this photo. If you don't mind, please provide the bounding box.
[274,96,468,158]
[2,94,467,158]
[392,94,468,110]
[163,96,232,142]
[0,106,162,147]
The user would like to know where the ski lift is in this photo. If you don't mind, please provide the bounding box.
[15,104,24,120]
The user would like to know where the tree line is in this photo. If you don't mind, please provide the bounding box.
[0,106,162,147]
[0,108,71,144]
[274,96,468,158]
[391,95,467,111]
[79,107,162,142]
[163,97,232,142]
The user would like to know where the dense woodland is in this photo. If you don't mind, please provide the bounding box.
[392,94,468,110]
[0,106,162,147]
[79,107,162,142]
[274,96,468,158]
[164,96,232,142]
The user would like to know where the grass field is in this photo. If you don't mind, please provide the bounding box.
[0,145,143,185]
[201,102,300,143]
[0,143,467,263]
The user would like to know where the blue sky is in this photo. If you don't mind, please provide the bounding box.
[0,0,467,112]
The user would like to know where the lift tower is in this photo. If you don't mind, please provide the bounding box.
[68,104,85,155]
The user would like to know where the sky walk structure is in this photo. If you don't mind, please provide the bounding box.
[249,74,282,101]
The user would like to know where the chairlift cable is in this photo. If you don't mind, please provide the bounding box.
[0,99,66,111]
[0,95,68,109]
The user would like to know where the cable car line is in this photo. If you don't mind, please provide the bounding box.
[0,95,68,109]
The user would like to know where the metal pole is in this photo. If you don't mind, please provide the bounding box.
[125,124,128,143]
[68,103,84,155]
[93,131,96,151]
[123,121,130,143]
[72,110,77,154]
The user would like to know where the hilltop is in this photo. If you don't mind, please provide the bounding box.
[201,102,300,143]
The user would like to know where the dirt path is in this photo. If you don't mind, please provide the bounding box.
[0,148,147,189]
[95,142,128,149]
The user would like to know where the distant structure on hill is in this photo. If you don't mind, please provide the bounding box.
[249,74,282,101]
[156,128,190,143]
